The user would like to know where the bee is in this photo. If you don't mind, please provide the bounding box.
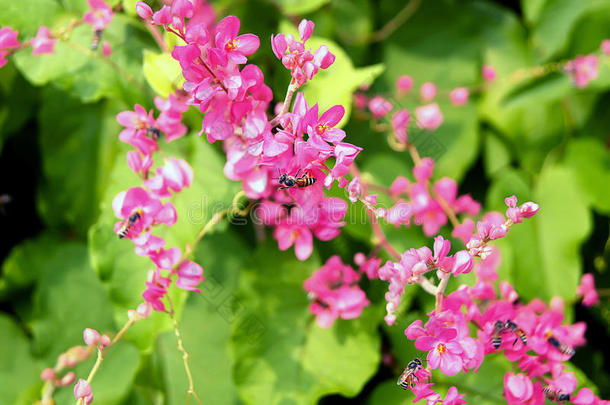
[545,332,575,357]
[397,358,422,390]
[91,29,103,51]
[117,210,142,239]
[490,320,527,349]
[504,320,527,346]
[491,320,505,349]
[146,127,162,140]
[277,169,317,190]
[543,387,570,402]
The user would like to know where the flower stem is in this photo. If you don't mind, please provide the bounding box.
[270,78,299,127]
[435,272,450,313]
[167,295,203,405]
[75,317,138,405]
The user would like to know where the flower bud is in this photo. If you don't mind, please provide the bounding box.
[135,1,153,19]
[59,371,75,386]
[40,368,55,381]
[83,328,100,347]
[99,334,111,349]
[74,379,92,399]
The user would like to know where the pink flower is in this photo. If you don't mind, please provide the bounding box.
[135,1,153,19]
[176,260,204,292]
[503,373,533,404]
[442,386,466,405]
[74,379,93,404]
[102,41,111,56]
[392,109,410,143]
[0,27,20,50]
[420,82,437,101]
[83,0,114,30]
[274,220,313,261]
[577,273,599,307]
[368,96,393,118]
[396,75,414,93]
[601,39,610,55]
[31,26,55,55]
[482,64,496,82]
[41,368,55,381]
[83,328,100,346]
[565,54,599,88]
[572,388,597,405]
[415,328,464,376]
[304,104,346,143]
[449,87,469,106]
[214,16,260,65]
[304,256,369,328]
[416,103,443,130]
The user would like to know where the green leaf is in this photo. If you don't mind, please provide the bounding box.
[565,137,610,214]
[533,165,592,300]
[143,50,184,98]
[0,314,39,405]
[0,63,38,151]
[279,20,384,128]
[230,242,381,405]
[12,15,153,103]
[273,0,331,15]
[530,0,610,61]
[0,232,66,299]
[28,241,116,360]
[483,131,512,177]
[487,165,592,301]
[37,88,120,235]
[155,232,247,404]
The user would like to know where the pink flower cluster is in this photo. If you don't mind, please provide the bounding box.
[577,273,600,307]
[304,255,370,328]
[114,90,203,312]
[566,54,599,88]
[271,19,335,86]
[379,235,474,325]
[382,158,481,236]
[396,241,608,404]
[137,4,361,260]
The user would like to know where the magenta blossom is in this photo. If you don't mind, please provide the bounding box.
[214,16,260,65]
[577,273,600,307]
[482,64,496,82]
[449,87,469,106]
[416,103,443,130]
[504,373,533,404]
[31,26,55,55]
[368,96,393,118]
[304,256,369,328]
[442,386,466,405]
[396,75,414,93]
[415,327,464,376]
[176,260,205,292]
[83,0,114,30]
[420,82,437,102]
[565,54,599,88]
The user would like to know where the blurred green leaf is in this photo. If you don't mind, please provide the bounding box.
[29,241,116,360]
[12,15,152,103]
[0,63,38,151]
[483,131,512,177]
[565,137,610,214]
[273,0,330,15]
[488,165,592,301]
[529,0,610,61]
[230,242,380,405]
[0,313,39,405]
[37,88,120,235]
[143,50,183,98]
[0,232,66,299]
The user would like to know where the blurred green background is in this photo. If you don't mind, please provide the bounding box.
[0,0,609,403]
